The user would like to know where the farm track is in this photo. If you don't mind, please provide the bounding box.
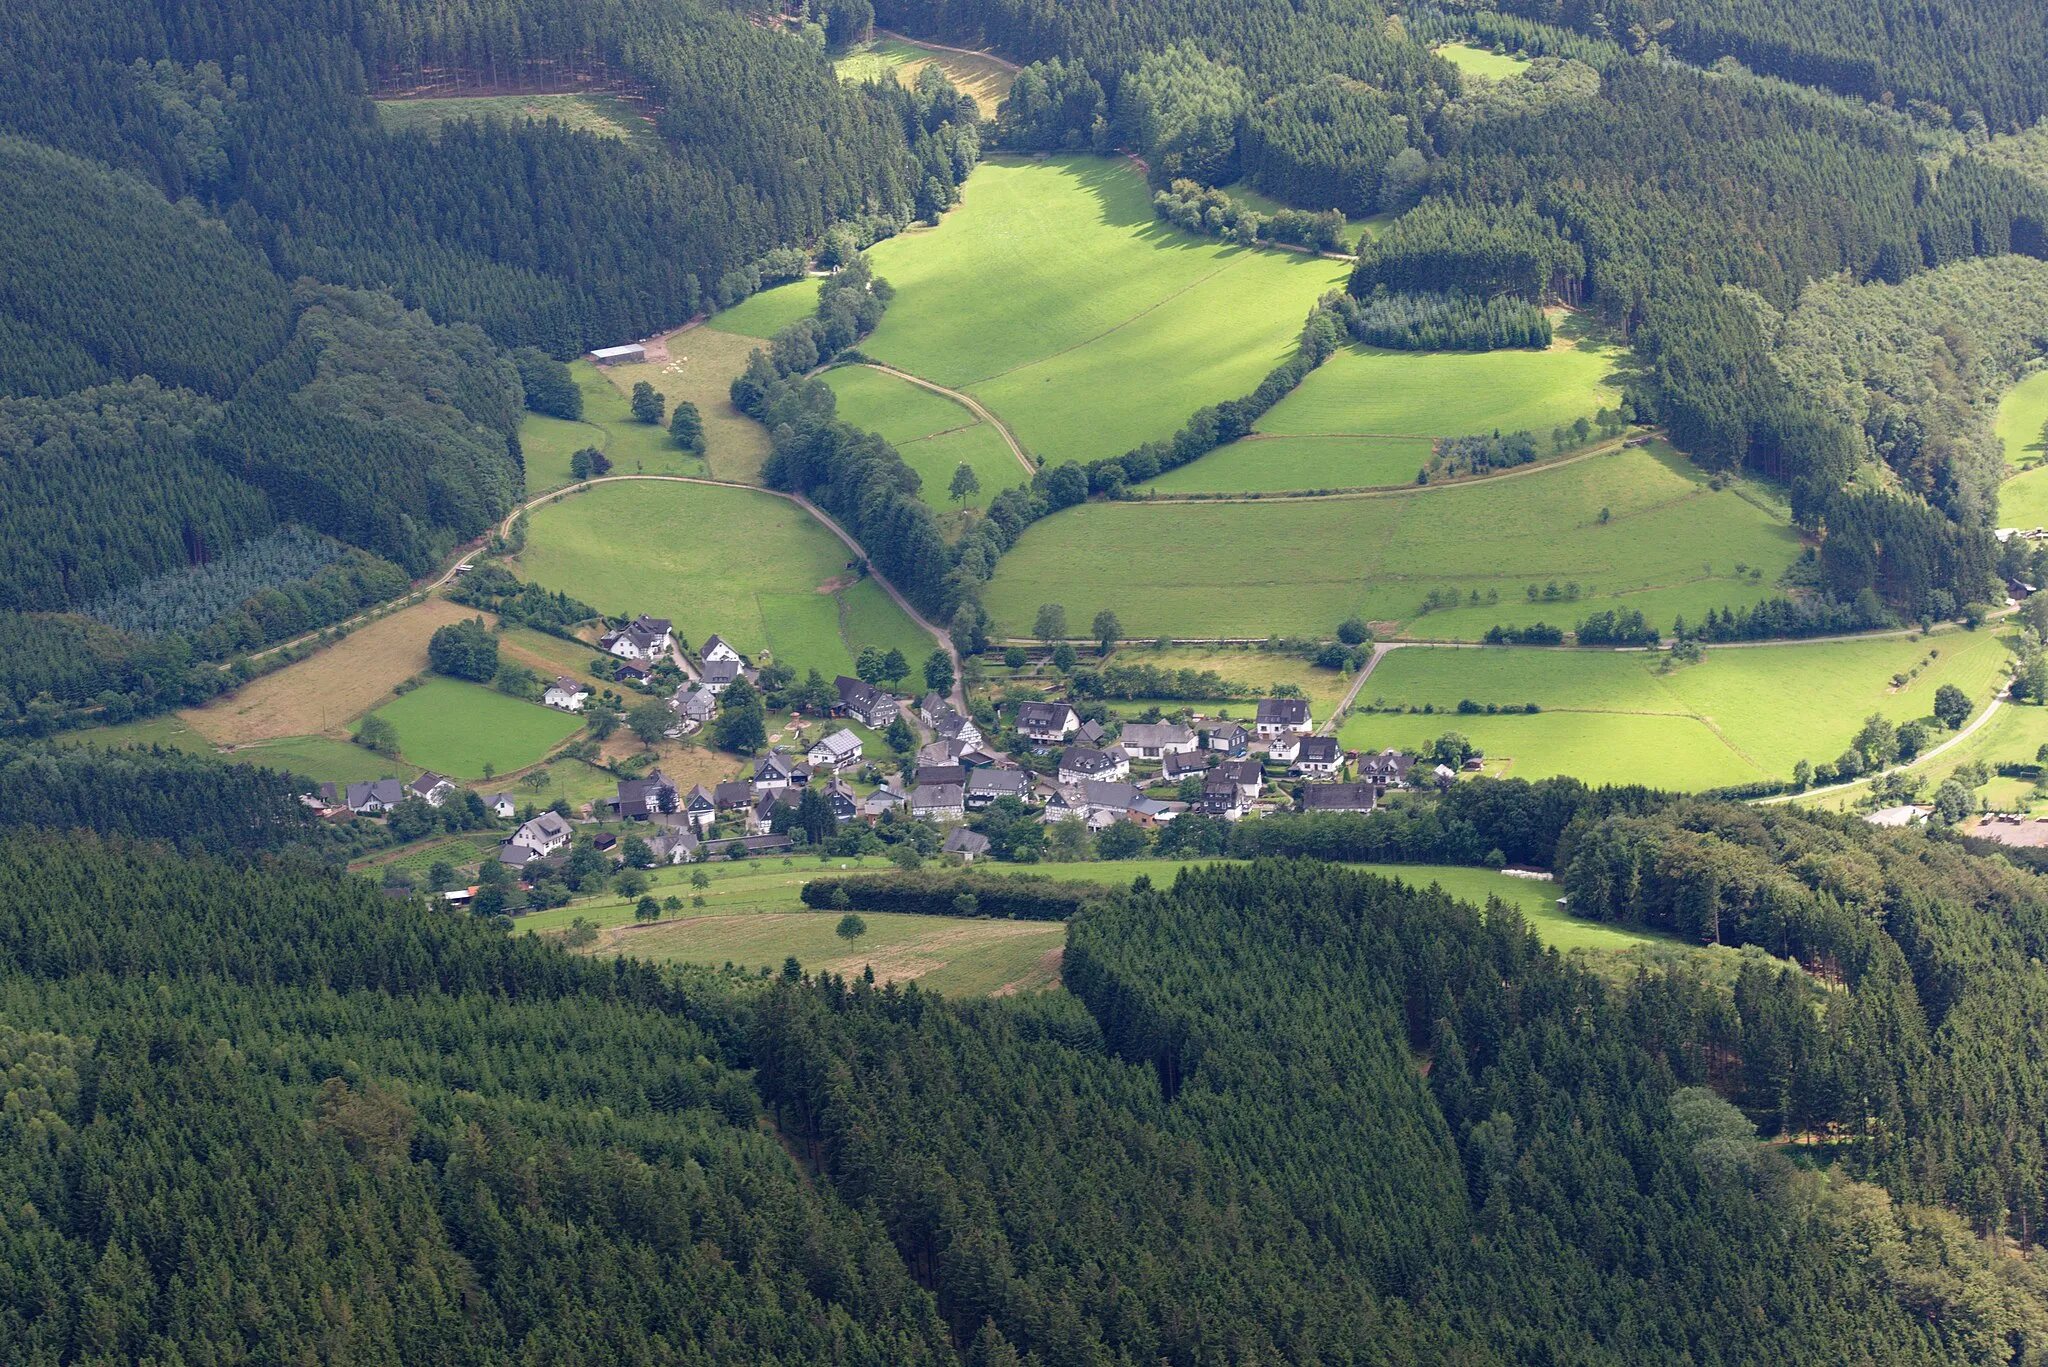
[873,29,1020,71]
[1138,431,1646,504]
[856,362,1034,476]
[1757,688,2012,807]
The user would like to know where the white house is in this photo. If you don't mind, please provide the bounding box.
[1293,736,1344,776]
[544,675,590,711]
[807,728,864,769]
[601,614,673,661]
[1267,733,1301,765]
[1057,745,1130,785]
[1014,701,1079,744]
[408,772,458,807]
[911,783,966,821]
[1254,698,1313,737]
[510,811,573,856]
[486,793,516,819]
[1119,722,1197,760]
[344,779,405,814]
[701,634,742,665]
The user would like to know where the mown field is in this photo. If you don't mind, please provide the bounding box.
[374,91,649,143]
[842,157,1348,467]
[834,35,1016,117]
[1255,320,1627,441]
[822,364,1026,511]
[985,442,1804,639]
[515,479,931,674]
[1339,628,2010,788]
[588,328,775,483]
[1996,368,2048,526]
[1142,434,1435,493]
[1434,43,1533,79]
[181,596,488,745]
[359,677,582,778]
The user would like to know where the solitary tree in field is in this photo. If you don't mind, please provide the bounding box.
[636,896,662,923]
[925,650,955,697]
[627,701,671,748]
[630,381,665,425]
[949,462,982,506]
[691,867,711,890]
[669,400,704,453]
[835,912,867,948]
[1934,683,1972,730]
[1092,609,1122,656]
[1034,603,1068,643]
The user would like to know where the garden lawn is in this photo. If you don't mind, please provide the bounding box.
[1433,43,1533,79]
[1142,434,1434,493]
[1344,627,2011,787]
[1996,369,2048,525]
[1257,325,1626,440]
[984,442,1803,639]
[516,480,933,668]
[858,156,1349,466]
[359,678,582,779]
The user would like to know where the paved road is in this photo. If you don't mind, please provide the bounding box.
[1318,642,1394,736]
[1756,688,2010,806]
[857,362,1034,477]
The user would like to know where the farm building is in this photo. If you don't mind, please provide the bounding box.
[589,343,646,365]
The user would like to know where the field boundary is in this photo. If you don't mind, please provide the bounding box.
[854,362,1034,475]
[1136,430,1647,504]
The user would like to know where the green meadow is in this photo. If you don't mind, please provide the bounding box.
[709,278,821,340]
[1433,43,1533,80]
[374,92,649,143]
[1340,628,2010,788]
[515,479,931,667]
[1142,434,1435,493]
[822,364,1026,508]
[1256,324,1627,441]
[1996,369,2048,526]
[834,36,1016,117]
[519,410,611,494]
[984,442,1804,638]
[852,156,1348,466]
[360,678,582,779]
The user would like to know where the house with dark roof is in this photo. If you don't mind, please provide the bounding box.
[1266,732,1302,765]
[345,779,406,814]
[943,827,990,861]
[1160,750,1210,783]
[1058,745,1130,785]
[752,752,809,792]
[674,687,718,725]
[1294,736,1344,776]
[1301,782,1377,813]
[303,781,344,811]
[601,614,673,662]
[1203,721,1249,754]
[749,789,799,834]
[1013,700,1079,743]
[650,829,700,864]
[834,675,899,727]
[615,661,654,687]
[609,770,679,820]
[712,779,754,810]
[967,768,1031,808]
[1254,698,1313,737]
[681,784,718,832]
[700,634,741,664]
[701,658,754,695]
[1216,758,1264,802]
[486,793,516,819]
[1357,749,1414,787]
[543,676,590,711]
[1195,776,1247,819]
[824,777,860,823]
[1076,720,1108,747]
[1120,722,1197,759]
[916,763,968,789]
[863,782,908,819]
[510,811,573,856]
[911,783,966,821]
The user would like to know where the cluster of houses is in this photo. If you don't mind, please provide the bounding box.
[306,772,519,821]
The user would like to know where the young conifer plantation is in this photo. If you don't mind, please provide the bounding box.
[8,0,2048,1358]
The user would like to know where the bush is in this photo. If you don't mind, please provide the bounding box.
[800,871,1094,921]
[427,617,498,681]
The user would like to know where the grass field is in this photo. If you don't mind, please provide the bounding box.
[709,279,822,341]
[520,411,611,494]
[1997,369,2048,526]
[57,713,217,754]
[1256,320,1627,441]
[181,597,487,745]
[846,157,1348,467]
[1435,43,1532,79]
[823,365,1026,510]
[1340,628,2010,788]
[1142,434,1436,493]
[546,360,714,483]
[1088,645,1355,712]
[835,36,1016,117]
[358,677,582,779]
[374,92,649,143]
[588,329,775,483]
[840,577,936,666]
[985,442,1804,639]
[496,626,601,682]
[226,735,401,783]
[516,480,931,666]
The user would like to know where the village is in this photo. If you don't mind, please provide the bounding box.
[309,604,1459,904]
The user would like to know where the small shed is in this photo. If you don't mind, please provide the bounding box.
[589,343,647,365]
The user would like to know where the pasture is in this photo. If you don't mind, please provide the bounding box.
[520,411,610,494]
[1142,434,1434,493]
[227,735,401,783]
[1084,645,1355,712]
[1996,369,2048,525]
[823,364,1025,510]
[181,596,488,745]
[984,442,1804,639]
[835,36,1016,116]
[358,677,582,779]
[855,156,1349,466]
[1434,43,1533,79]
[515,479,931,665]
[1341,628,2010,787]
[374,92,648,143]
[1255,320,1627,442]
[591,328,774,483]
[709,279,821,341]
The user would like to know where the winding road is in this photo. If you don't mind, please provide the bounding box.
[857,362,1035,477]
